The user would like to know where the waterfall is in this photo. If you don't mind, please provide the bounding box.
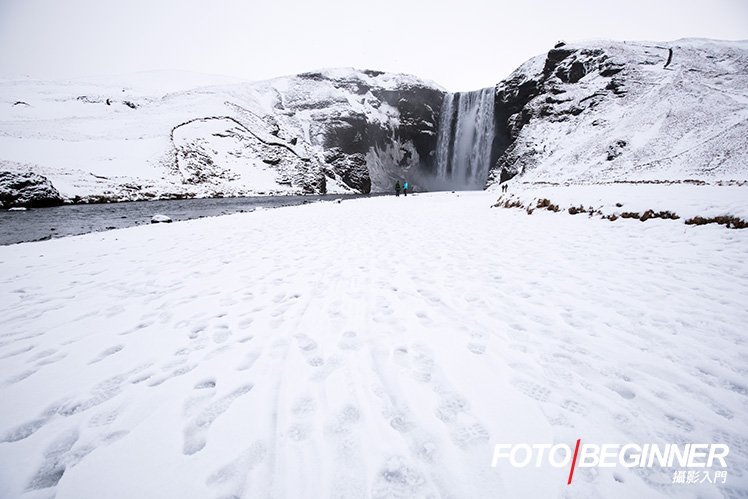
[434,87,496,189]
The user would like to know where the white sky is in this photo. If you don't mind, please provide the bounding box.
[0,0,746,91]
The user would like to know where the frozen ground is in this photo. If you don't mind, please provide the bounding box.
[493,182,748,221]
[0,191,746,499]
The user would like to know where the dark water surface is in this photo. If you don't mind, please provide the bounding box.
[0,194,377,246]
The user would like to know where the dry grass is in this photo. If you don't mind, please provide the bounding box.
[685,215,747,229]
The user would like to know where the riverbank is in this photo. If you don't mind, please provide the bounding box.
[0,193,380,245]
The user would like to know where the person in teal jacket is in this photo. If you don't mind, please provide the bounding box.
[403,181,409,196]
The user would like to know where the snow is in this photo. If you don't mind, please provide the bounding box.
[495,39,748,184]
[0,191,746,498]
[150,214,172,224]
[493,182,748,220]
[0,68,438,199]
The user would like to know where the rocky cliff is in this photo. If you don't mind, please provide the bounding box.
[0,69,443,205]
[486,39,748,186]
[2,39,747,207]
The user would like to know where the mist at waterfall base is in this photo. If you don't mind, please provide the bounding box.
[417,87,497,192]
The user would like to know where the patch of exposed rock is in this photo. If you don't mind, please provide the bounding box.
[0,171,64,208]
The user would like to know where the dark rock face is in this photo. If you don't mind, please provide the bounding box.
[323,148,371,193]
[607,140,627,161]
[568,61,587,83]
[487,45,630,185]
[371,86,444,174]
[0,171,64,208]
[288,74,443,189]
[317,112,371,155]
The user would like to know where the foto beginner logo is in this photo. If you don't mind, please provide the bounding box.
[491,441,730,485]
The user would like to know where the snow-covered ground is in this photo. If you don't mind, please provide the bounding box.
[0,192,746,498]
[494,182,748,221]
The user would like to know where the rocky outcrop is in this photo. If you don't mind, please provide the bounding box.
[0,170,64,208]
[487,39,748,185]
[274,70,443,191]
[323,148,370,193]
[487,44,629,184]
[170,116,326,194]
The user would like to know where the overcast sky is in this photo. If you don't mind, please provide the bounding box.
[0,0,746,91]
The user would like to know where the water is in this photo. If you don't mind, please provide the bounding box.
[434,87,496,189]
[0,194,375,246]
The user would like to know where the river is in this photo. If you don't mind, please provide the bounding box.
[0,194,377,245]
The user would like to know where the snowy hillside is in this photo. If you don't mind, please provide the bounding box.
[487,39,748,185]
[2,38,747,208]
[0,69,443,205]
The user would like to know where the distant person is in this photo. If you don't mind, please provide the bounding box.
[403,181,409,196]
[395,181,401,197]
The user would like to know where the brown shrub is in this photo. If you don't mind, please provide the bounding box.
[685,215,748,229]
[568,205,586,215]
[639,209,655,222]
[537,198,551,209]
[493,197,524,209]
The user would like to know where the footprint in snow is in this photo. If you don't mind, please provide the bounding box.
[451,422,490,448]
[339,331,362,351]
[147,363,197,387]
[212,325,231,344]
[26,428,80,490]
[394,345,435,383]
[467,341,486,355]
[88,408,119,428]
[29,348,56,361]
[560,399,589,415]
[0,344,35,360]
[435,393,469,423]
[206,441,267,492]
[89,345,124,364]
[182,384,253,455]
[295,334,325,367]
[236,351,260,371]
[194,378,216,390]
[183,380,218,417]
[5,369,38,384]
[607,383,636,400]
[511,379,552,403]
[371,456,430,499]
[389,414,416,434]
[291,396,316,417]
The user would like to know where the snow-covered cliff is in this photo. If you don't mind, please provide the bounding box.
[0,69,443,205]
[2,38,747,207]
[486,38,748,185]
